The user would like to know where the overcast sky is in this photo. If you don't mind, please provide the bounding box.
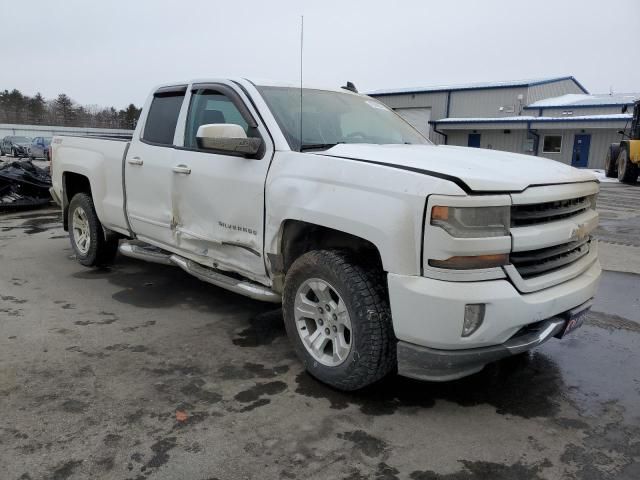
[2,0,639,109]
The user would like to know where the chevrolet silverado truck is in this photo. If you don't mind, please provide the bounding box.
[50,79,601,390]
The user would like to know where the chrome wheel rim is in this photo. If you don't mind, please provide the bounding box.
[72,207,91,255]
[294,278,352,367]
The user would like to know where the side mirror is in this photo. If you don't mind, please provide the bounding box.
[622,105,628,114]
[196,124,262,157]
[618,130,625,135]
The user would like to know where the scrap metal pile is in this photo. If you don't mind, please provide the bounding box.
[0,160,52,210]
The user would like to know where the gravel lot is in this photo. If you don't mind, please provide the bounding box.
[1,180,639,480]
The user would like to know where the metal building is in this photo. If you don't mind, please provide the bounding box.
[369,77,638,169]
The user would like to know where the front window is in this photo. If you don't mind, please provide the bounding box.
[13,136,31,143]
[185,89,249,149]
[257,86,430,151]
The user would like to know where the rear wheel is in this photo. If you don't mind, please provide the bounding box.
[283,250,396,391]
[617,145,639,184]
[68,193,119,266]
[604,144,619,177]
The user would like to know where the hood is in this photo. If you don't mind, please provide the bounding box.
[312,144,597,192]
[16,142,30,148]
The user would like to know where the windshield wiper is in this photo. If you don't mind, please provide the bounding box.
[299,142,342,152]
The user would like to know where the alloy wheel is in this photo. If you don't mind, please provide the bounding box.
[294,278,352,366]
[72,207,91,255]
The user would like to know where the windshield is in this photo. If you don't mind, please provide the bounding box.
[13,137,31,143]
[257,86,431,151]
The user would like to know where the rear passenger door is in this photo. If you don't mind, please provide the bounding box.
[169,82,273,283]
[124,86,186,247]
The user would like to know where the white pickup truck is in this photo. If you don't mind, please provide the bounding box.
[50,79,601,390]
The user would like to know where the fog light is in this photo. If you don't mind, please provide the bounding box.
[463,304,485,337]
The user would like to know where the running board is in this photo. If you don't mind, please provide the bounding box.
[119,242,280,303]
[119,242,174,265]
[170,255,281,303]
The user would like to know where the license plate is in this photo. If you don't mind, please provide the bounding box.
[556,305,590,338]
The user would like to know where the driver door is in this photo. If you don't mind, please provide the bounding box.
[169,82,273,284]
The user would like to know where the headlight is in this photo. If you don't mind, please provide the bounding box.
[431,205,510,238]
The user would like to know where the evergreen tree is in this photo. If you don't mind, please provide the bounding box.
[0,87,140,129]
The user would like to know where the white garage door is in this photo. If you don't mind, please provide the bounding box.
[395,107,432,139]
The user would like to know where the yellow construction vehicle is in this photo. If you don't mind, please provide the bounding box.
[604,99,640,183]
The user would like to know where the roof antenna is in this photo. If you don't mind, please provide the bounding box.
[299,15,304,152]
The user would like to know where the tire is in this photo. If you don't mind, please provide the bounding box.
[604,144,619,178]
[617,145,639,184]
[68,193,119,267]
[283,249,396,391]
[44,150,49,162]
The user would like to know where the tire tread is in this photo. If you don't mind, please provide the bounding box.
[283,249,395,391]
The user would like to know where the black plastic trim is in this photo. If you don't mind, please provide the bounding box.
[154,85,188,95]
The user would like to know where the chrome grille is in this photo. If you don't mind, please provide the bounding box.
[510,237,591,279]
[511,196,592,227]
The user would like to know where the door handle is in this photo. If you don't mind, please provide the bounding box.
[128,156,143,165]
[172,165,191,175]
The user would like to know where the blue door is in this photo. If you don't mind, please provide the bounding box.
[468,133,481,148]
[571,134,591,168]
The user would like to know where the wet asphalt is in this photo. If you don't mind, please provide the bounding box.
[0,182,639,480]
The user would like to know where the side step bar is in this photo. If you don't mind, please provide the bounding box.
[119,242,174,265]
[118,242,281,303]
[170,256,281,303]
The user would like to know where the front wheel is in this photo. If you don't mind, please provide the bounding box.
[68,193,119,266]
[283,250,396,391]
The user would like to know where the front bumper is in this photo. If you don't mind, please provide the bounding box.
[388,260,601,380]
[397,301,591,381]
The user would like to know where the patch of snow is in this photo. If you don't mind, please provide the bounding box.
[436,114,632,124]
[584,169,619,183]
[527,93,640,108]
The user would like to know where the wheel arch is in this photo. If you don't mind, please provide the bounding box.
[275,220,385,276]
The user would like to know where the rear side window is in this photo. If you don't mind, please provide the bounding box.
[143,91,185,145]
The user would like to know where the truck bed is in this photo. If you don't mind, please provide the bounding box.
[50,135,131,236]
